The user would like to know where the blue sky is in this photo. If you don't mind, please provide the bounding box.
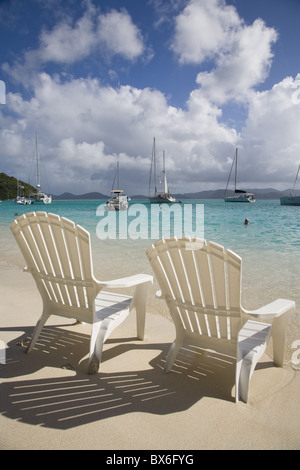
[0,0,300,196]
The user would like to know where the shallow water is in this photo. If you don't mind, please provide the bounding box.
[1,198,300,363]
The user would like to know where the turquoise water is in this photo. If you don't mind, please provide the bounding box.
[1,198,300,358]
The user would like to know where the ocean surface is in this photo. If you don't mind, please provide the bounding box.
[1,198,300,364]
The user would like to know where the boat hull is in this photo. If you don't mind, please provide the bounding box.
[148,194,181,204]
[224,195,255,203]
[105,202,129,211]
[280,196,300,206]
[105,192,130,211]
[15,196,32,205]
[29,193,52,204]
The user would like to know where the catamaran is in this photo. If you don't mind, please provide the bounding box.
[280,164,300,206]
[105,161,130,211]
[224,148,255,203]
[148,137,181,204]
[29,133,52,204]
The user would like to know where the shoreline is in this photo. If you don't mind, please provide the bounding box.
[1,263,300,450]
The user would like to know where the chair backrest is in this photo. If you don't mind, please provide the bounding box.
[146,237,243,343]
[10,212,96,313]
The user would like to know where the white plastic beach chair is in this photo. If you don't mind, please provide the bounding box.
[146,237,295,403]
[10,212,152,374]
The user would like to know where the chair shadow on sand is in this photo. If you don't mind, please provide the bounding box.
[0,323,276,430]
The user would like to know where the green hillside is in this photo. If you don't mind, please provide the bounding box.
[0,173,36,200]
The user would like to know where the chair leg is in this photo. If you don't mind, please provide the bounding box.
[236,342,266,403]
[88,353,101,375]
[88,317,119,374]
[131,281,152,340]
[236,350,257,403]
[164,337,183,373]
[27,311,51,353]
[88,322,107,374]
[271,312,288,367]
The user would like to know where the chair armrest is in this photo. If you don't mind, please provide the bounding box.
[244,298,295,367]
[97,273,153,289]
[243,298,295,320]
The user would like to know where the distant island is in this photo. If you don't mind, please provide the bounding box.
[0,172,36,200]
[166,188,300,200]
[1,172,298,201]
[52,192,109,200]
[53,188,299,201]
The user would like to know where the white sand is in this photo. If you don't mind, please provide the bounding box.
[0,264,300,450]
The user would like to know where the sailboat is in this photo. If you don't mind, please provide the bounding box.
[29,133,52,204]
[148,137,181,204]
[224,148,255,203]
[15,180,31,205]
[105,161,130,211]
[280,164,300,206]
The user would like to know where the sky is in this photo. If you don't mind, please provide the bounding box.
[0,0,300,196]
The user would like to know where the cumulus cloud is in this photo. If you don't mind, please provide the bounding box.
[1,0,299,196]
[3,2,147,87]
[40,6,146,63]
[40,4,96,63]
[240,74,300,184]
[3,69,300,194]
[171,0,240,64]
[1,70,237,194]
[196,18,277,104]
[97,9,145,60]
[171,0,278,104]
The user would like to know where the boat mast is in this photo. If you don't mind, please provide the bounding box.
[224,148,236,197]
[153,137,157,195]
[291,164,300,196]
[35,133,40,191]
[117,161,120,189]
[148,137,158,197]
[234,147,238,193]
[111,161,120,191]
[163,150,169,194]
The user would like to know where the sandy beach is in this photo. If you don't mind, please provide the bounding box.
[1,262,300,451]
